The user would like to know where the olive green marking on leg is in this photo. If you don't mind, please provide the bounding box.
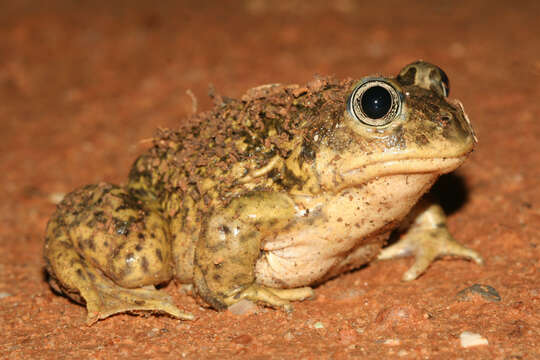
[193,192,314,311]
[47,225,191,325]
[44,183,193,324]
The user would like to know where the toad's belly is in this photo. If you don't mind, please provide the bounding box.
[254,174,437,288]
[255,233,388,288]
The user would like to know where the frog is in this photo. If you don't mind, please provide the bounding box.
[44,61,483,325]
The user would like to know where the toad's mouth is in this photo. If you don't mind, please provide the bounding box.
[338,155,468,190]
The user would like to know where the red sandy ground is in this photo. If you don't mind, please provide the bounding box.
[1,1,539,359]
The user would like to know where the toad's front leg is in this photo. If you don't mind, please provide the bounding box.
[378,197,483,281]
[193,192,314,311]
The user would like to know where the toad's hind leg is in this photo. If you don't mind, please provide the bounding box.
[44,183,193,324]
[193,192,314,311]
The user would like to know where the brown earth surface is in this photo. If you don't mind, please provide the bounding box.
[1,1,539,359]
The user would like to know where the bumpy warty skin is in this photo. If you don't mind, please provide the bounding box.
[44,61,480,323]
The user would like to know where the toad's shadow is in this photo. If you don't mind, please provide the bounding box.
[429,172,469,215]
[382,172,469,250]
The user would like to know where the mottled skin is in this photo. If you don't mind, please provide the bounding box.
[45,61,483,324]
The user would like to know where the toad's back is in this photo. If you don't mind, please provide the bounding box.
[127,79,355,211]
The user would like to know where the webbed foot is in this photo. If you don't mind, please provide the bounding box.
[83,279,194,325]
[378,200,483,281]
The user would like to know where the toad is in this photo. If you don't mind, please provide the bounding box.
[44,61,482,324]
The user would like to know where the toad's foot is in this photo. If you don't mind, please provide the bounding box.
[378,227,483,281]
[377,200,483,281]
[47,266,194,325]
[224,284,314,311]
[82,278,194,325]
[44,183,194,325]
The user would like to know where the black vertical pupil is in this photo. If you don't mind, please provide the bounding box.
[360,86,392,119]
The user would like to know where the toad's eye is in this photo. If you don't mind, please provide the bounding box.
[361,86,391,119]
[347,80,402,127]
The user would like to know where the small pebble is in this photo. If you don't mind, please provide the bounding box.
[48,192,66,205]
[460,331,488,348]
[147,328,160,337]
[383,338,400,346]
[313,321,324,329]
[228,299,257,315]
[457,284,501,302]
